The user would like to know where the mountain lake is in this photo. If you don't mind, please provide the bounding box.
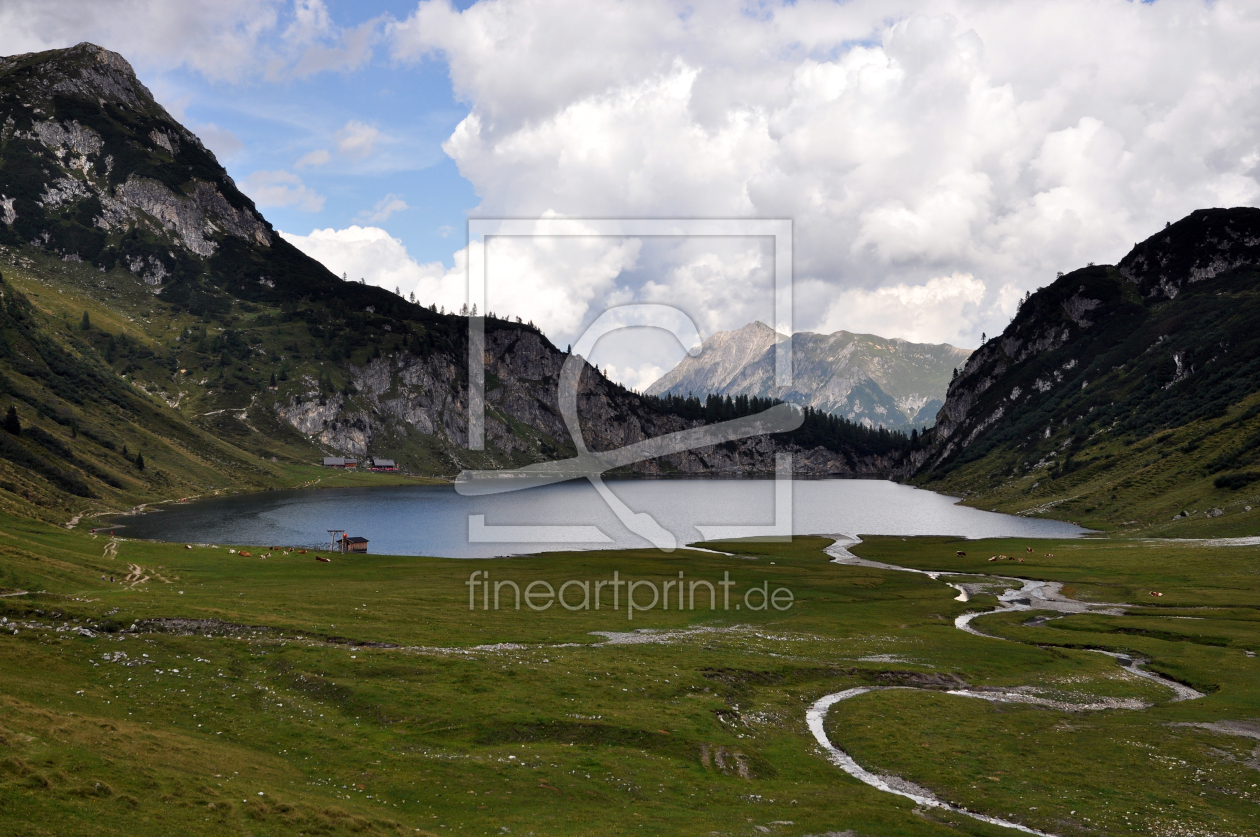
[110,478,1087,557]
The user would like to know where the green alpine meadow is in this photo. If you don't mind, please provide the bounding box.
[3,528,1260,836]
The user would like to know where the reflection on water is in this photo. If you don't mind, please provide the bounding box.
[113,479,1086,558]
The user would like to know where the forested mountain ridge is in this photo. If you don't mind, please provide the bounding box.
[0,42,908,521]
[913,208,1260,535]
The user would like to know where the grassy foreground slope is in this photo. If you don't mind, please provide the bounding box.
[914,209,1260,535]
[0,525,1258,835]
[924,387,1260,537]
[0,240,458,528]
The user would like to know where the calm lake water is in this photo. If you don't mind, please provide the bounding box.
[111,479,1086,558]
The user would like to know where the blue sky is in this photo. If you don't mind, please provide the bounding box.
[148,0,478,270]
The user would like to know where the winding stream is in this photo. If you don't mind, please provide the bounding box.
[808,536,1204,836]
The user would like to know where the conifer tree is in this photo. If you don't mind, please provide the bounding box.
[2,406,19,435]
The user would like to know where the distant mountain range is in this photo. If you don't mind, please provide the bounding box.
[646,322,971,429]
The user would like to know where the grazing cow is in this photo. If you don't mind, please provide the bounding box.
[1017,557,1025,563]
[1026,547,1034,552]
[316,556,330,563]
[988,556,998,562]
[956,551,967,557]
[1150,591,1164,597]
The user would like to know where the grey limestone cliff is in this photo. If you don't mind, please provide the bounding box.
[277,327,898,477]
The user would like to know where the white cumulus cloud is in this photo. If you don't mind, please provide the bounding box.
[390,0,1260,348]
[819,273,989,347]
[336,120,381,157]
[294,148,332,169]
[602,362,666,394]
[482,228,643,339]
[242,170,325,212]
[358,193,409,223]
[280,225,461,305]
[0,0,381,83]
[279,222,644,341]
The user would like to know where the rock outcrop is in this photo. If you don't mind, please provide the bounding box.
[1119,208,1260,300]
[115,177,270,257]
[277,327,896,477]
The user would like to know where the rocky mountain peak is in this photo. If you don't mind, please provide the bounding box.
[0,42,286,296]
[0,42,154,111]
[646,321,783,398]
[648,322,968,429]
[1119,207,1260,301]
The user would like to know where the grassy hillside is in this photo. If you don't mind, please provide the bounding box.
[0,523,1258,834]
[915,209,1260,534]
[0,243,457,525]
[920,389,1260,536]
